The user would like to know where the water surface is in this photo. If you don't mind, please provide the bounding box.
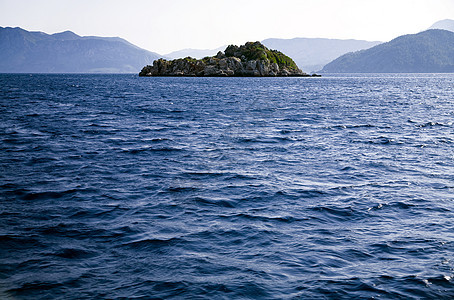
[1,73,454,299]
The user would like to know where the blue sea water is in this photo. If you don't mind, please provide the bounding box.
[1,73,454,299]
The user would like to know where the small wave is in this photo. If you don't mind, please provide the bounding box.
[182,171,226,178]
[366,136,401,145]
[24,157,59,166]
[294,189,329,198]
[416,121,451,128]
[88,123,111,128]
[280,129,293,134]
[302,277,385,299]
[372,275,453,298]
[7,281,64,296]
[2,138,28,145]
[81,129,117,135]
[167,186,199,193]
[388,201,416,210]
[21,189,78,201]
[327,124,376,130]
[341,248,374,259]
[122,146,184,154]
[273,136,295,142]
[425,274,454,288]
[0,235,44,252]
[53,247,94,259]
[149,137,171,142]
[192,196,236,208]
[234,213,300,223]
[235,137,279,144]
[121,237,182,251]
[224,173,257,181]
[309,205,366,222]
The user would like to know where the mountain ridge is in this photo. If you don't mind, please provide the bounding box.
[262,37,381,73]
[164,46,226,60]
[320,29,454,73]
[429,19,454,32]
[0,27,162,73]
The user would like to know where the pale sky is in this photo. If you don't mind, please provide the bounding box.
[1,0,453,54]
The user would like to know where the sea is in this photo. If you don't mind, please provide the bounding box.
[1,73,454,299]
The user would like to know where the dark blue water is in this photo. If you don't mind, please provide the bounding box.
[1,73,454,299]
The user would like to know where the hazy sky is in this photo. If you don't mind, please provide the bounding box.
[1,0,453,54]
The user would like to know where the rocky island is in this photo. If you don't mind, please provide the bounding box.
[139,41,316,77]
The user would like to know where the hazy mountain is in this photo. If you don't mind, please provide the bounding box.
[261,38,381,73]
[0,27,162,73]
[429,19,454,32]
[165,46,226,59]
[321,29,454,73]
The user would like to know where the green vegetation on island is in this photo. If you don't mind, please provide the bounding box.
[223,42,299,70]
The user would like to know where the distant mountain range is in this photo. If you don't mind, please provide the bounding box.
[0,27,161,73]
[320,29,454,73]
[164,46,226,60]
[429,19,454,32]
[261,38,381,73]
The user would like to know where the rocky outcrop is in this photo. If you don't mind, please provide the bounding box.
[139,42,311,77]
